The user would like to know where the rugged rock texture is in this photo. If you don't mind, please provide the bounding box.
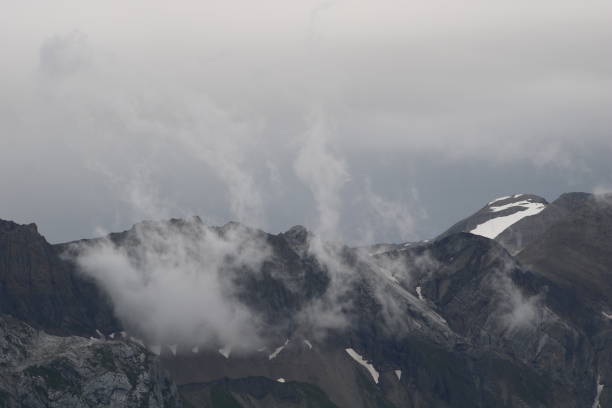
[0,315,181,408]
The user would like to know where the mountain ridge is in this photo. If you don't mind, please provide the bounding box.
[0,191,610,407]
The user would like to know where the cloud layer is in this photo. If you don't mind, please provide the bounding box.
[1,1,612,242]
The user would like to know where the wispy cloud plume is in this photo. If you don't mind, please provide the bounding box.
[294,112,350,241]
[74,219,270,350]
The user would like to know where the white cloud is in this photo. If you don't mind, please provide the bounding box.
[74,219,270,349]
[294,113,350,240]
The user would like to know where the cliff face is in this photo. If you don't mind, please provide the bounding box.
[0,315,181,408]
[0,219,119,336]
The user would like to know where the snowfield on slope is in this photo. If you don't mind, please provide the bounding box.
[470,199,546,239]
[345,348,380,383]
[269,339,289,360]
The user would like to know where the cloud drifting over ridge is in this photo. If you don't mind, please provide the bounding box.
[74,219,271,349]
[1,0,612,242]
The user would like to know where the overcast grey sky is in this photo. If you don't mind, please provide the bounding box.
[1,0,612,244]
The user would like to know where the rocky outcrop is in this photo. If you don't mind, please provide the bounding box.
[0,219,119,336]
[0,315,181,408]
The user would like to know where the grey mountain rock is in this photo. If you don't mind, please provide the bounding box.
[497,192,595,255]
[0,315,180,408]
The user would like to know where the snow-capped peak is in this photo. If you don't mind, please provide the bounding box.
[470,195,547,239]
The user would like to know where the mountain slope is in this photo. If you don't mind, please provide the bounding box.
[496,192,594,255]
[514,194,612,408]
[154,227,597,408]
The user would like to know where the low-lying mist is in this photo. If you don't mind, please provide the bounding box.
[74,219,270,350]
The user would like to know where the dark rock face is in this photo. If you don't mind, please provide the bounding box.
[0,219,119,336]
[0,315,181,408]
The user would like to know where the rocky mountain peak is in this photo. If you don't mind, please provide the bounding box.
[0,218,42,240]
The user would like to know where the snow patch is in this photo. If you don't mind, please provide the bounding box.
[345,348,379,384]
[592,375,604,408]
[394,370,402,381]
[470,202,546,239]
[109,333,115,339]
[95,329,104,339]
[269,339,289,360]
[219,345,232,359]
[416,286,424,301]
[602,311,612,320]
[303,339,313,350]
[149,345,161,355]
[277,378,286,383]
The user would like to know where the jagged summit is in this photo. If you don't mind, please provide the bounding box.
[284,224,308,237]
[0,219,39,234]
